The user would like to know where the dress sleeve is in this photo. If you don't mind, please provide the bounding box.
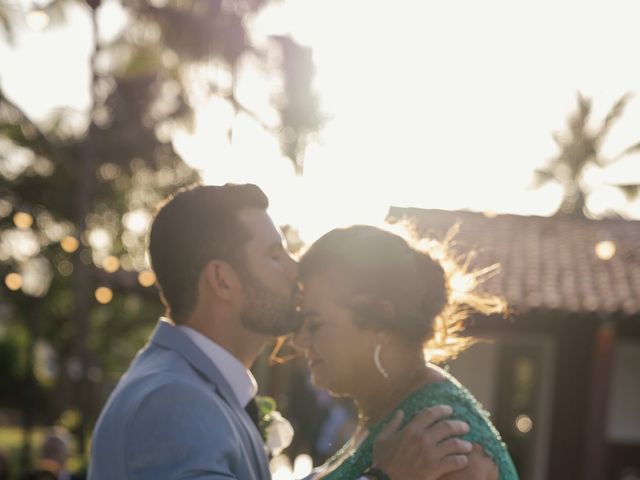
[434,383,517,479]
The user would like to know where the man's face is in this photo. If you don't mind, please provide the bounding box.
[236,208,300,336]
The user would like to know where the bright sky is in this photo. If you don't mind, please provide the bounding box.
[2,0,640,243]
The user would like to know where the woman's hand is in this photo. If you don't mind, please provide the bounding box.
[370,405,473,480]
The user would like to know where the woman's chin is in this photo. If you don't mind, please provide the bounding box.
[309,371,349,397]
[309,370,328,389]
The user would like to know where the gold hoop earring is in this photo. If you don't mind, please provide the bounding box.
[374,344,389,379]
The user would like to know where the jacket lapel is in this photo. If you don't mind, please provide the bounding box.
[149,319,270,478]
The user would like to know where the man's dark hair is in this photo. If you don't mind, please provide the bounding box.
[148,183,269,323]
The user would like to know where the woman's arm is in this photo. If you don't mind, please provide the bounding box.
[439,444,499,480]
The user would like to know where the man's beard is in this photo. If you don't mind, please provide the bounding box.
[240,273,301,336]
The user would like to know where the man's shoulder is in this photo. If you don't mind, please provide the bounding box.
[97,344,227,427]
[124,346,217,396]
[89,358,250,480]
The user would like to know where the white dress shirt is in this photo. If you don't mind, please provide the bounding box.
[175,321,258,408]
[176,320,368,479]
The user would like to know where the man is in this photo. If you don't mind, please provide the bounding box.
[89,184,471,479]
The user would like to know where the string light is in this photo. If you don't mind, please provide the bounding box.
[61,236,80,253]
[95,287,113,304]
[138,270,156,287]
[13,212,33,229]
[102,256,120,273]
[5,273,23,291]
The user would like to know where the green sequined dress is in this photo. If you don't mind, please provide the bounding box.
[317,375,519,480]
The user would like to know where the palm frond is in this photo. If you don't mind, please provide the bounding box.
[599,92,632,139]
[0,0,17,43]
[531,168,556,188]
[568,92,591,137]
[614,141,640,161]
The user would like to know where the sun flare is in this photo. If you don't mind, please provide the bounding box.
[172,0,640,245]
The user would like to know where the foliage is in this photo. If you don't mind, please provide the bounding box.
[534,92,640,216]
[0,0,322,446]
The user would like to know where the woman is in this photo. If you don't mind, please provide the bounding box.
[293,225,518,480]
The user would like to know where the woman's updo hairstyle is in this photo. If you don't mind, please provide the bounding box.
[298,224,507,362]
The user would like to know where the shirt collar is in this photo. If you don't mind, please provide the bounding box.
[172,320,258,407]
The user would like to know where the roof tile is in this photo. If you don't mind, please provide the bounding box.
[389,207,640,315]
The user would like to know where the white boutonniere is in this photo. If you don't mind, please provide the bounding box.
[256,396,294,457]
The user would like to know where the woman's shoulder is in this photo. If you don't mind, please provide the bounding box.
[403,365,476,408]
[400,366,518,479]
[409,366,499,439]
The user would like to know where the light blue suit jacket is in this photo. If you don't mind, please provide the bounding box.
[88,319,271,480]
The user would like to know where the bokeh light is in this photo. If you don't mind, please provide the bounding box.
[515,414,534,434]
[3,230,40,260]
[88,227,112,251]
[5,273,23,291]
[123,209,152,234]
[22,257,53,297]
[57,260,74,276]
[595,240,616,260]
[98,163,121,181]
[120,255,134,271]
[95,287,114,304]
[13,212,33,229]
[61,236,80,253]
[102,255,120,273]
[138,270,156,287]
[0,199,12,218]
[26,10,50,31]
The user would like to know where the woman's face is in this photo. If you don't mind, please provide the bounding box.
[293,274,375,396]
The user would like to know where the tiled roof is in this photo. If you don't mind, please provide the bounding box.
[388,207,640,316]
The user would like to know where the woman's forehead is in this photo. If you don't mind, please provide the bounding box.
[299,272,354,308]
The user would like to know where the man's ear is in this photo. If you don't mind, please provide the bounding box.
[202,260,240,301]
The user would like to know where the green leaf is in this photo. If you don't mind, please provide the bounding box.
[255,395,276,418]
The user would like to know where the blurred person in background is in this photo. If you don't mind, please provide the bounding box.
[21,427,75,480]
[294,225,519,480]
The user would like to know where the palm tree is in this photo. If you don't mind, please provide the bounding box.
[534,92,639,217]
